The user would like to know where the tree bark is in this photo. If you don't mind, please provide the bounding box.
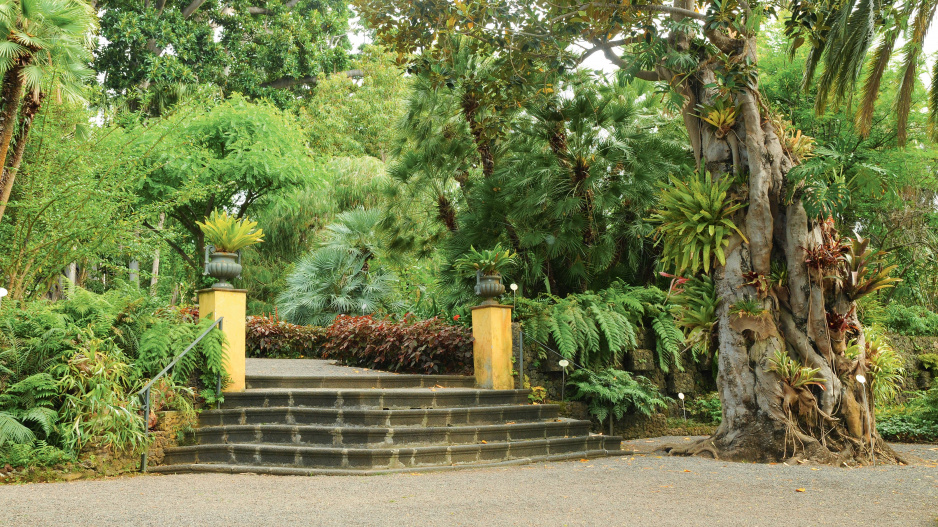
[0,62,28,227]
[150,212,165,295]
[662,34,902,465]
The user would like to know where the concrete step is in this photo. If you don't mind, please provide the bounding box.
[219,389,530,410]
[151,448,626,476]
[198,404,562,428]
[246,374,476,390]
[160,435,623,471]
[193,419,590,447]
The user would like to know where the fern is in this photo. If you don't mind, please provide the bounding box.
[517,281,680,371]
[652,312,684,373]
[567,368,669,422]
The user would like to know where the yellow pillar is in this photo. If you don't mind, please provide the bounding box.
[471,304,513,390]
[198,288,246,392]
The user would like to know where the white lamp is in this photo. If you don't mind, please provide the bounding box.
[0,287,7,308]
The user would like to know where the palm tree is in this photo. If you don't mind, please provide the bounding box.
[0,0,95,226]
[792,0,938,144]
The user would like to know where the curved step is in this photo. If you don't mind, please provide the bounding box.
[220,389,530,410]
[246,375,475,390]
[162,435,623,470]
[151,448,627,476]
[194,419,589,447]
[198,404,561,428]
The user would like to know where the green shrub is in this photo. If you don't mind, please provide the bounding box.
[876,414,938,443]
[246,314,327,358]
[0,286,227,460]
[685,392,723,424]
[0,440,75,469]
[321,315,473,375]
[883,304,938,336]
[877,383,938,442]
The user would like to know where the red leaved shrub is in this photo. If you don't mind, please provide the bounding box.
[321,315,473,375]
[246,313,327,358]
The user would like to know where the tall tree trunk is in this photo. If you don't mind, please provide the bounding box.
[150,212,165,295]
[663,35,902,465]
[0,62,27,226]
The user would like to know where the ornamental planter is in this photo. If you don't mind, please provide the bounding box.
[204,251,241,289]
[475,271,505,305]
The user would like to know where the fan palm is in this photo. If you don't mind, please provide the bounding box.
[0,0,95,226]
[276,247,396,326]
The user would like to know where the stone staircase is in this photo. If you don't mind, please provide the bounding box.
[153,371,624,475]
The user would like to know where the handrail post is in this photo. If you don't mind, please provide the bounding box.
[139,387,151,473]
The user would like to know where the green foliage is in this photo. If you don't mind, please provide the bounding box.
[877,384,938,443]
[519,283,683,373]
[838,235,900,301]
[453,244,517,276]
[729,297,764,318]
[919,354,938,373]
[0,440,75,469]
[650,169,747,274]
[137,95,313,268]
[0,285,226,459]
[96,0,352,110]
[51,340,147,454]
[685,392,723,425]
[197,210,265,253]
[875,413,938,443]
[672,275,718,359]
[567,368,669,422]
[767,349,825,390]
[278,247,396,326]
[246,314,327,358]
[883,304,938,337]
[861,328,905,406]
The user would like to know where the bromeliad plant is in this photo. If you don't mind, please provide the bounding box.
[650,169,747,273]
[453,244,517,276]
[696,97,740,139]
[837,234,901,300]
[672,275,719,360]
[197,209,265,253]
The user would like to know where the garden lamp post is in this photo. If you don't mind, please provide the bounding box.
[857,374,874,466]
[0,287,6,307]
[678,393,686,422]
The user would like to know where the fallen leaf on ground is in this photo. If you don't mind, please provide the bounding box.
[796,488,805,492]
[684,470,691,473]
[580,459,589,462]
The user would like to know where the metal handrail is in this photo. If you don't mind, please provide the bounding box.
[138,316,224,472]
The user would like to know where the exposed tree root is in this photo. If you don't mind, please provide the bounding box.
[661,427,909,466]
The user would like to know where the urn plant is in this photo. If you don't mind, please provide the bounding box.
[454,244,517,304]
[197,210,265,288]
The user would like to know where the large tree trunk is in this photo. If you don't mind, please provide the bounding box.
[663,35,902,465]
[0,62,27,226]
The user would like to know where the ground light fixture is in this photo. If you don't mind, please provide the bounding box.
[678,392,686,421]
[0,287,6,308]
[855,374,874,466]
[510,283,518,308]
[559,359,569,400]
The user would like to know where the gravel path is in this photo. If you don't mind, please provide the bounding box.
[2,444,935,527]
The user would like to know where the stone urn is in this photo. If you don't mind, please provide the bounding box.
[204,250,241,289]
[475,270,505,305]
